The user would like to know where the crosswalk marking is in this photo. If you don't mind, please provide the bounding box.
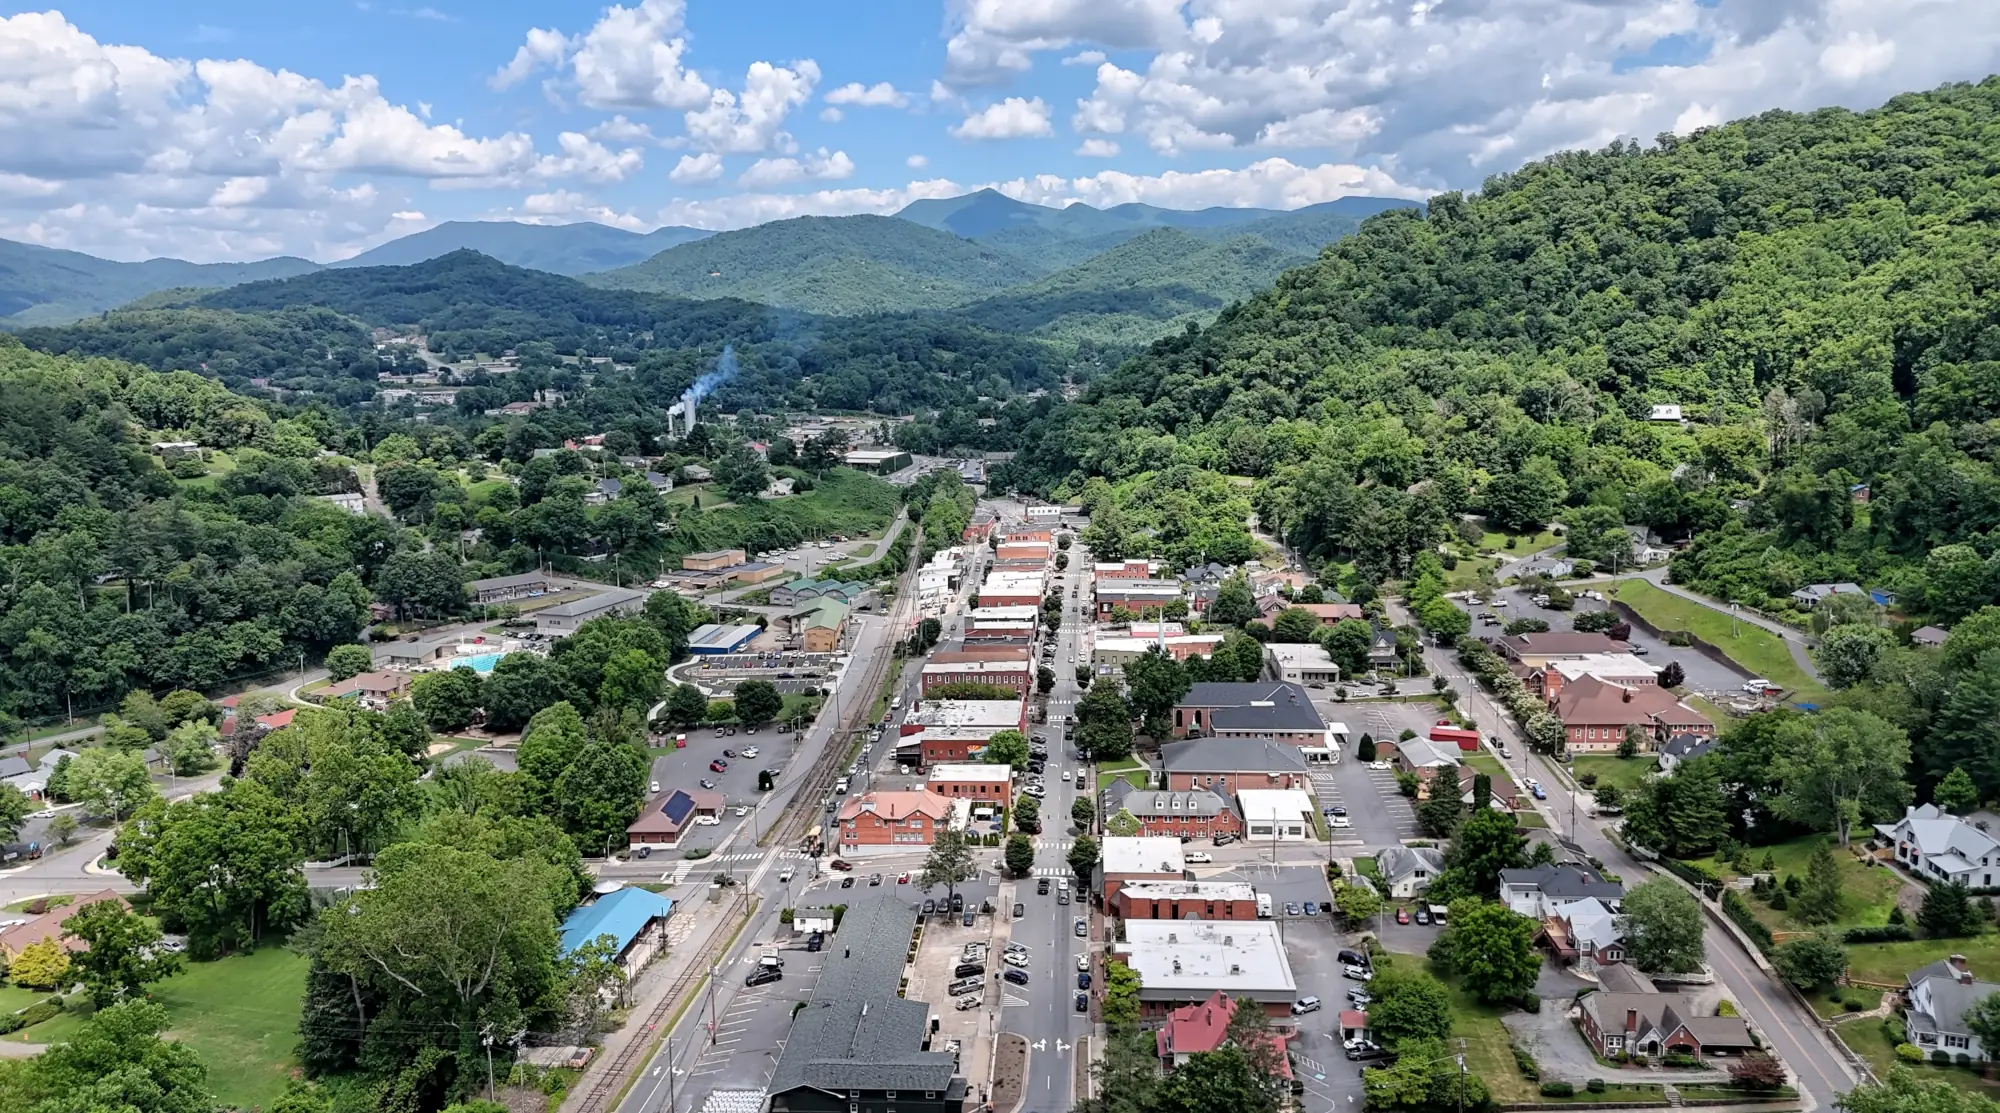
[1031,838,1074,850]
[1030,866,1074,878]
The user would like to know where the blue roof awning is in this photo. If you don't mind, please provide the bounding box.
[560,888,674,956]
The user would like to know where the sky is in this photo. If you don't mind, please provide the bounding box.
[3,0,1998,263]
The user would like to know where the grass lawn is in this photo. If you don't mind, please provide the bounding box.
[1687,835,1903,933]
[1572,756,1657,796]
[1842,934,2000,986]
[1354,856,1381,882]
[1095,766,1150,793]
[0,986,49,1015]
[1841,1015,2000,1098]
[1461,753,1507,781]
[1805,985,1881,1019]
[1515,810,1549,829]
[8,947,308,1110]
[1609,579,1825,699]
[1373,955,1537,1104]
[1480,528,1562,554]
[869,660,907,721]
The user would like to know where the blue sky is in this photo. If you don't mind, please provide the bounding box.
[2,1,1996,262]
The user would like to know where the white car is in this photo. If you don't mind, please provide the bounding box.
[1342,964,1373,982]
[1368,759,1392,770]
[694,815,722,826]
[1022,785,1047,798]
[741,747,759,758]
[1003,951,1031,968]
[1077,953,1090,971]
[734,805,750,817]
[1330,814,1351,828]
[1492,598,1508,607]
[1184,851,1214,864]
[650,780,660,794]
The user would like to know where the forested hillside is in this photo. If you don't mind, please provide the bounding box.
[1007,79,2000,602]
[0,238,319,326]
[334,219,713,275]
[585,214,1043,312]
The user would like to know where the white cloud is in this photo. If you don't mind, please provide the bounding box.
[1074,138,1120,157]
[654,179,965,230]
[1820,31,1897,81]
[532,132,644,183]
[824,81,911,108]
[950,96,1054,139]
[906,154,930,168]
[1062,50,1106,66]
[668,152,725,183]
[736,148,855,188]
[993,157,1427,211]
[820,107,843,122]
[490,0,709,110]
[515,190,649,230]
[685,60,821,153]
[589,114,666,145]
[943,0,1187,84]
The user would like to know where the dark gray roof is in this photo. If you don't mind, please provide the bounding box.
[1181,681,1326,734]
[469,571,549,591]
[1120,790,1231,819]
[1662,734,1717,760]
[1160,737,1310,774]
[595,478,622,496]
[1500,865,1625,904]
[1101,777,1135,811]
[768,896,962,1098]
[0,756,29,779]
[1377,846,1445,883]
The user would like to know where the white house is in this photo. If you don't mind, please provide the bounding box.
[1906,956,2000,1061]
[1375,846,1445,899]
[1875,804,2000,888]
[1499,865,1626,919]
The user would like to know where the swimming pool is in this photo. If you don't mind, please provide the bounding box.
[459,652,507,674]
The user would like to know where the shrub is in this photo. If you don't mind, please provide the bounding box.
[1665,1052,1698,1068]
[1632,1053,1649,1067]
[1512,1045,1540,1081]
[779,908,793,924]
[1586,1079,1606,1094]
[1895,1043,1926,1064]
[1844,998,1864,1013]
[1578,772,1599,787]
[1730,1055,1787,1091]
[1717,1000,1738,1017]
[0,997,63,1035]
[1958,1053,1973,1067]
[1539,1081,1574,1097]
[1844,924,1915,944]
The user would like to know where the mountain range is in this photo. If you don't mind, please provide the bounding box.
[0,189,1420,333]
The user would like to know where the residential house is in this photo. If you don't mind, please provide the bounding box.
[681,464,713,482]
[1500,865,1627,919]
[1376,846,1446,899]
[1791,582,1865,609]
[4,748,75,800]
[1552,675,1713,752]
[1648,404,1684,423]
[1115,790,1242,841]
[321,491,366,515]
[1390,737,1461,786]
[1155,991,1292,1077]
[319,670,413,708]
[0,890,131,958]
[1539,897,1627,977]
[837,790,960,850]
[585,477,623,505]
[1113,881,1261,922]
[1914,626,1951,648]
[1905,956,2000,1061]
[1656,734,1718,775]
[1509,556,1575,581]
[792,906,838,934]
[1576,991,1755,1060]
[1160,737,1313,794]
[1874,804,2000,888]
[559,887,675,981]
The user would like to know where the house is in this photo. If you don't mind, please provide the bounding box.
[1391,737,1462,782]
[925,763,1012,800]
[319,670,413,708]
[792,906,838,934]
[1500,865,1626,919]
[0,755,30,781]
[1160,737,1314,793]
[837,790,960,850]
[534,588,646,635]
[1874,804,2000,888]
[1553,675,1713,752]
[681,464,713,482]
[1656,733,1718,774]
[1540,897,1627,976]
[1116,790,1242,841]
[645,470,675,493]
[766,897,966,1113]
[1155,991,1292,1076]
[1576,991,1755,1060]
[559,887,675,980]
[1791,582,1865,609]
[1376,846,1446,899]
[469,571,550,603]
[0,890,131,958]
[1112,881,1261,921]
[1236,789,1314,842]
[4,748,75,800]
[626,789,725,846]
[1170,682,1332,746]
[1905,956,2000,1061]
[585,478,623,505]
[321,491,367,515]
[1648,404,1684,423]
[1097,836,1187,902]
[1113,920,1298,1018]
[1914,626,1951,648]
[1509,556,1575,581]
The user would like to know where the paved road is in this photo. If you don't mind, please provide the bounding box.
[1418,637,1858,1108]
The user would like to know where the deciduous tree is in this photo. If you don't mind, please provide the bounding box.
[1366,963,1453,1049]
[1005,834,1034,877]
[981,729,1029,768]
[732,679,783,726]
[1773,933,1849,991]
[1429,899,1539,1005]
[63,899,181,1006]
[411,666,482,732]
[920,828,978,905]
[1619,878,1706,973]
[1771,708,1910,846]
[324,644,374,681]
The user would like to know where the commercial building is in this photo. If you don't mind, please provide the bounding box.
[766,897,966,1113]
[558,887,675,981]
[1160,737,1315,793]
[921,648,1032,696]
[897,698,1028,766]
[790,599,850,653]
[965,605,1039,640]
[1156,992,1292,1078]
[534,588,647,635]
[728,561,790,585]
[1236,789,1315,842]
[926,763,1013,800]
[995,541,1051,566]
[842,447,913,474]
[1097,836,1187,903]
[318,670,413,708]
[1112,880,1260,922]
[771,578,872,607]
[1106,788,1242,841]
[977,570,1045,608]
[1093,559,1154,582]
[1094,579,1182,618]
[683,549,748,571]
[836,790,961,849]
[1264,643,1342,685]
[1536,653,1661,700]
[469,571,552,603]
[1170,682,1335,748]
[688,623,764,655]
[1496,631,1631,667]
[626,789,725,846]
[1553,675,1714,752]
[1112,920,1298,1018]
[1093,635,1223,670]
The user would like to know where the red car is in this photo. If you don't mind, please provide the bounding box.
[710,760,728,772]
[897,871,911,884]
[1396,907,1411,925]
[829,859,855,871]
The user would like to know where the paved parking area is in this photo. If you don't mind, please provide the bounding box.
[1306,700,1439,845]
[644,723,800,858]
[1453,587,1748,697]
[1275,898,1374,1106]
[685,945,823,1090]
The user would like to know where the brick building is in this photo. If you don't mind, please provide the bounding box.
[1096,836,1187,903]
[1160,737,1314,793]
[1553,675,1714,752]
[837,790,958,849]
[921,648,1032,696]
[926,763,1013,801]
[1112,880,1260,921]
[1104,787,1242,841]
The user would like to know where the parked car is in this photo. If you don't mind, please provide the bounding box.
[1343,964,1373,982]
[806,932,824,952]
[722,749,736,757]
[1074,918,1088,937]
[1003,952,1030,968]
[922,899,936,915]
[1076,992,1090,1013]
[1415,907,1432,925]
[1303,901,1319,916]
[1396,907,1411,924]
[840,876,855,888]
[1330,814,1350,828]
[963,912,976,927]
[1285,902,1303,917]
[1014,902,1026,918]
[1077,953,1090,971]
[869,873,883,886]
[649,780,660,794]
[709,760,728,772]
[956,995,982,1011]
[1184,851,1213,864]
[700,778,718,790]
[741,747,759,758]
[1212,832,1238,846]
[1347,990,1373,1006]
[1002,968,1030,986]
[745,966,782,987]
[1077,971,1091,989]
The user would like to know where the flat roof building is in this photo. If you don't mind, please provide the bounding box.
[1102,835,1186,877]
[1264,643,1342,685]
[842,447,913,474]
[469,571,551,603]
[688,623,764,654]
[534,587,647,635]
[1113,920,1298,1018]
[683,549,748,571]
[1094,579,1183,617]
[1094,635,1224,669]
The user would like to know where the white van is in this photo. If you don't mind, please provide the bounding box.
[891,695,903,711]
[834,777,851,794]
[1256,893,1273,919]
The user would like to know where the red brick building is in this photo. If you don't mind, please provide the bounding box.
[921,648,1032,696]
[1554,675,1714,752]
[836,790,956,849]
[1112,881,1261,921]
[1102,785,1243,841]
[925,763,1013,801]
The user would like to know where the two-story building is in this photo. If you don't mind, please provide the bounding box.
[1905,956,2000,1061]
[926,763,1013,801]
[1170,682,1332,746]
[1096,836,1187,903]
[1111,880,1261,921]
[1160,737,1313,793]
[836,790,961,850]
[1106,788,1242,841]
[1112,920,1298,1019]
[1094,579,1182,618]
[1552,675,1714,753]
[897,698,1028,767]
[921,648,1032,696]
[1874,804,2000,888]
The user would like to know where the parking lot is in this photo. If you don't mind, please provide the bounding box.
[643,722,800,860]
[1305,698,1441,845]
[1453,587,1749,696]
[684,939,824,1090]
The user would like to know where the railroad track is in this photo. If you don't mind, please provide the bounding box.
[774,525,925,849]
[573,892,751,1113]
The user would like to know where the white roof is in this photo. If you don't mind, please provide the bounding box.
[909,699,1023,729]
[969,605,1039,621]
[1549,654,1662,682]
[1566,897,1623,951]
[1397,738,1462,767]
[927,763,1011,784]
[922,658,1027,676]
[1649,404,1684,421]
[1265,643,1338,667]
[1236,788,1315,824]
[843,448,906,463]
[1102,836,1185,876]
[981,571,1045,594]
[1117,879,1259,903]
[1878,804,2000,874]
[1115,920,1296,999]
[1094,635,1224,655]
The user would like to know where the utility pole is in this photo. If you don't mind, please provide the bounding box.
[482,1029,496,1101]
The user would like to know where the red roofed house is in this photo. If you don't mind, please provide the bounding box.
[837,790,959,850]
[257,708,298,731]
[1155,991,1292,1077]
[0,890,131,958]
[1553,675,1713,753]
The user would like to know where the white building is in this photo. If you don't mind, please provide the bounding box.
[321,492,366,516]
[1875,804,2000,888]
[1264,643,1342,685]
[1101,836,1186,877]
[1236,789,1316,842]
[1113,920,1298,1013]
[1547,654,1663,687]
